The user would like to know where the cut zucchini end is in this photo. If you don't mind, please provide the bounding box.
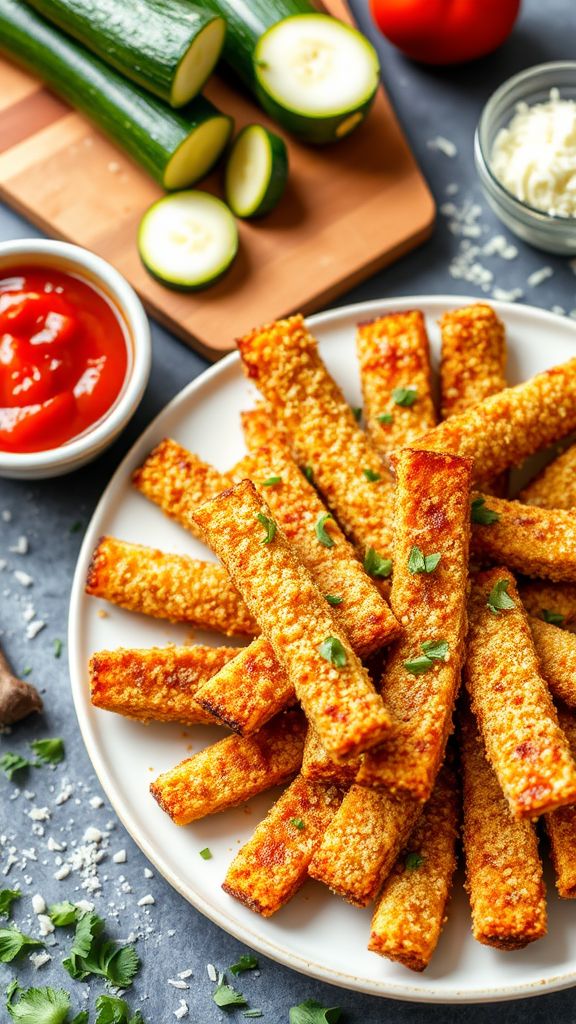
[225,124,288,218]
[171,16,227,107]
[254,14,380,142]
[163,114,233,190]
[138,191,238,291]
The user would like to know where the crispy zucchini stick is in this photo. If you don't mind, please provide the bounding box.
[411,356,576,483]
[519,580,576,632]
[368,759,459,971]
[308,784,421,906]
[530,617,576,708]
[545,707,576,898]
[460,710,547,950]
[86,536,257,636]
[520,442,576,510]
[241,405,290,451]
[357,449,472,799]
[237,315,395,563]
[356,311,436,456]
[89,644,240,723]
[132,438,232,537]
[439,304,506,420]
[191,481,391,761]
[464,568,576,818]
[150,709,305,824]
[302,724,358,787]
[222,775,343,916]
[471,493,576,583]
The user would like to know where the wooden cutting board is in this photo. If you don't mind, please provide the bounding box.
[0,0,435,359]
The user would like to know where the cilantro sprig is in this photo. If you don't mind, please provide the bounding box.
[363,547,392,579]
[229,953,258,975]
[256,512,277,545]
[212,972,247,1008]
[95,994,144,1023]
[404,640,449,675]
[407,546,441,575]
[289,1000,342,1024]
[319,637,347,668]
[0,890,20,919]
[487,579,515,615]
[471,497,500,525]
[59,910,140,988]
[315,513,335,549]
[0,927,43,962]
[392,387,418,407]
[0,738,65,780]
[6,982,83,1024]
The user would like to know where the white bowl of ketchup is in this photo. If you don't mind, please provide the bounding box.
[0,239,151,479]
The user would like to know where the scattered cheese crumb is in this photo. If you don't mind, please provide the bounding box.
[137,894,155,907]
[30,951,52,969]
[2,510,12,522]
[144,867,153,879]
[31,894,46,914]
[37,914,55,936]
[427,135,457,157]
[28,807,50,822]
[55,783,74,806]
[168,979,189,990]
[178,969,193,980]
[47,837,65,852]
[89,796,104,809]
[206,964,217,982]
[113,850,127,864]
[54,864,71,881]
[14,570,33,588]
[174,1001,189,1020]
[527,266,553,287]
[491,286,524,302]
[26,620,46,640]
[9,536,29,555]
[83,827,103,843]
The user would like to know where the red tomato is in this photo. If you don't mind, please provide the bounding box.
[370,0,521,64]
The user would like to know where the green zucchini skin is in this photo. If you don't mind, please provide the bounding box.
[0,0,232,189]
[24,0,225,107]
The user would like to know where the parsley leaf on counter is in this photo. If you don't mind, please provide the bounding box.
[95,994,144,1023]
[63,911,140,987]
[6,983,74,1024]
[30,738,65,766]
[0,753,31,780]
[315,513,335,548]
[289,999,342,1024]
[229,953,258,975]
[213,972,247,1008]
[470,497,500,525]
[49,902,79,927]
[0,889,21,919]
[363,547,392,579]
[487,579,515,615]
[0,927,43,962]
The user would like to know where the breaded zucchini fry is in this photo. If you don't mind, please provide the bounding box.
[368,758,459,971]
[519,580,576,631]
[471,493,576,583]
[439,304,506,420]
[89,644,240,723]
[530,616,576,708]
[222,775,342,916]
[196,636,294,735]
[301,724,358,787]
[357,449,472,799]
[191,481,392,762]
[86,536,257,636]
[237,315,395,563]
[411,356,576,483]
[545,707,576,898]
[241,405,290,451]
[356,311,436,456]
[464,568,576,817]
[520,442,576,510]
[132,438,232,536]
[460,710,547,950]
[230,441,399,655]
[308,784,421,906]
[150,709,305,824]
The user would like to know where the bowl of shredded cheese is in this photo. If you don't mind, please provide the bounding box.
[475,62,576,254]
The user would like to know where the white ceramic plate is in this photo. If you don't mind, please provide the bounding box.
[69,295,576,1004]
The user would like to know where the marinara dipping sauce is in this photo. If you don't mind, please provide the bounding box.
[0,265,128,454]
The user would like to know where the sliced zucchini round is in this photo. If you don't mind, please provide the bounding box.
[225,124,288,218]
[254,13,380,144]
[163,107,234,190]
[138,191,239,291]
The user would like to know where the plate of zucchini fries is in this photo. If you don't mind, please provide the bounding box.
[69,297,576,1002]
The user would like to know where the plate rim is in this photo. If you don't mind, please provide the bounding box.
[68,293,576,1004]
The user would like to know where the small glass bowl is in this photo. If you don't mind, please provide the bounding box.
[475,61,576,255]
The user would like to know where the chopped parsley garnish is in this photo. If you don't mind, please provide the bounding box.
[212,972,247,1008]
[49,901,79,926]
[302,466,314,484]
[6,982,79,1024]
[262,476,282,487]
[319,637,347,668]
[289,1000,342,1024]
[289,818,305,830]
[392,386,418,407]
[363,547,392,579]
[95,994,144,1024]
[363,468,382,482]
[0,889,20,919]
[405,851,424,871]
[199,847,212,860]
[31,737,65,765]
[256,512,276,544]
[315,513,335,548]
[0,927,43,962]
[487,578,515,615]
[21,666,32,677]
[53,638,63,659]
[0,753,31,780]
[325,594,343,606]
[351,406,362,422]
[63,911,140,987]
[404,639,449,675]
[377,412,394,425]
[542,608,565,626]
[407,546,441,575]
[229,953,258,975]
[471,496,500,525]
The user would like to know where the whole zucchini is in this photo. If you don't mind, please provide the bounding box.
[199,0,381,144]
[0,0,233,189]
[24,0,226,108]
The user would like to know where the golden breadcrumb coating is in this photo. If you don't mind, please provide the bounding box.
[89,644,239,724]
[86,536,257,636]
[545,707,576,898]
[301,724,358,787]
[368,758,459,971]
[439,304,506,420]
[150,709,305,825]
[132,438,232,536]
[196,636,294,735]
[191,481,391,762]
[411,356,576,483]
[519,580,576,632]
[356,311,436,456]
[520,442,576,510]
[237,314,395,561]
[222,775,342,916]
[308,784,421,906]
[357,449,472,799]
[231,441,399,655]
[241,405,290,451]
[471,493,576,583]
[530,616,576,708]
[460,709,547,950]
[465,568,576,818]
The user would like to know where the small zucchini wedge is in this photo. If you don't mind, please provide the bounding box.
[225,125,288,218]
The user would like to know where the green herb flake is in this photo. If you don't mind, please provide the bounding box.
[351,406,362,422]
[404,655,435,676]
[95,993,144,1024]
[256,512,277,545]
[0,890,20,919]
[302,466,314,485]
[21,667,32,677]
[471,496,501,525]
[70,520,83,534]
[243,1013,263,1019]
[407,546,441,575]
[487,578,516,615]
[405,851,424,871]
[363,547,392,579]
[213,972,247,1009]
[6,983,72,1024]
[199,847,212,861]
[289,999,342,1024]
[542,608,565,626]
[377,412,394,425]
[262,476,282,487]
[0,753,31,781]
[229,953,258,975]
[62,910,140,988]
[318,637,347,668]
[31,737,65,766]
[421,639,449,661]
[289,818,305,830]
[0,927,43,962]
[325,594,343,606]
[363,468,382,482]
[49,901,79,926]
[392,386,418,408]
[315,513,335,549]
[53,638,63,659]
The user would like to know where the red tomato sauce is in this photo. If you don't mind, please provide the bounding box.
[0,265,128,454]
